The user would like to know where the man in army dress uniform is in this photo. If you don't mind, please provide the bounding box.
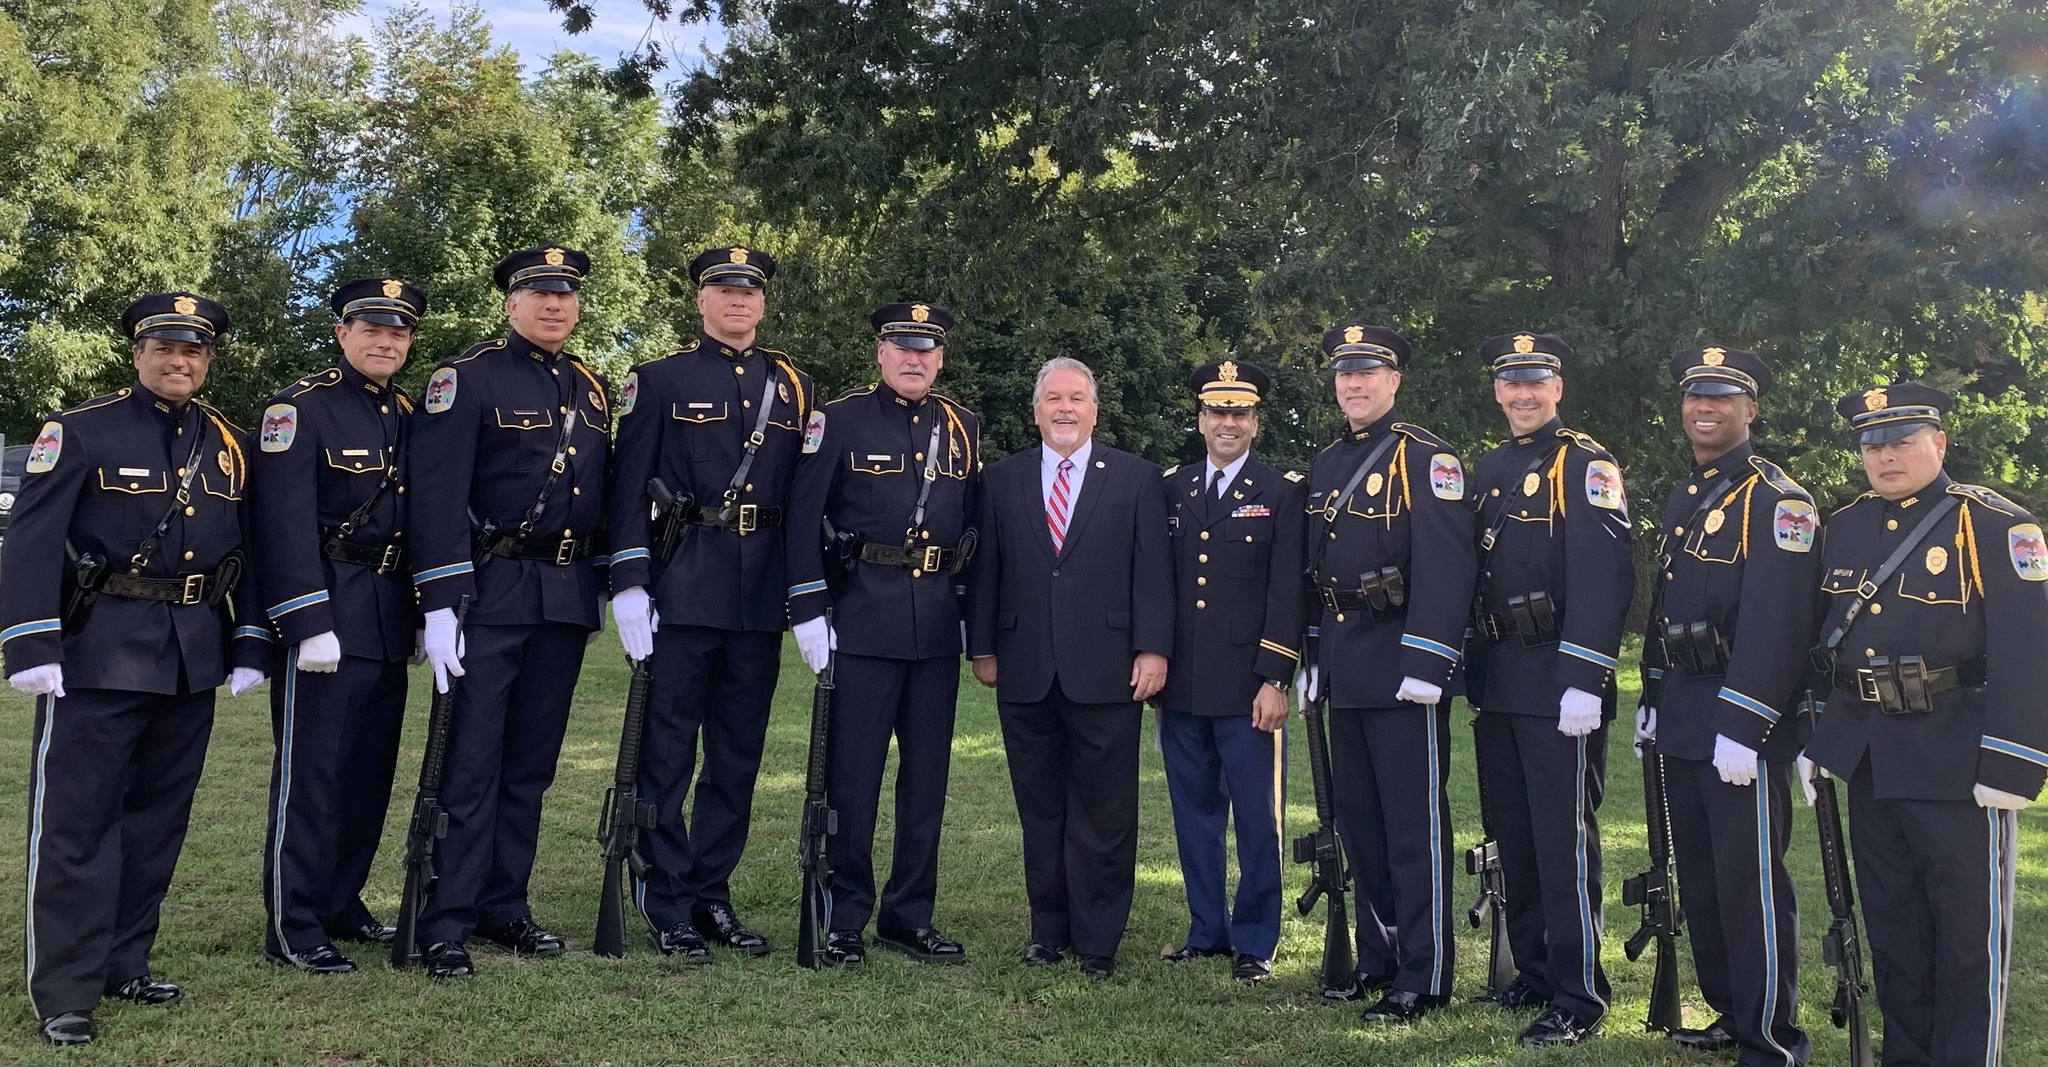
[1155,359,1304,986]
[1301,323,1477,1022]
[783,302,978,967]
[409,246,611,977]
[254,277,427,973]
[1,294,271,1044]
[1805,382,2047,1067]
[1464,333,1632,1047]
[607,245,813,960]
[1637,347,1815,1065]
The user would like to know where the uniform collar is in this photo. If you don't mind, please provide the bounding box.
[1511,417,1563,448]
[128,382,198,425]
[1343,408,1401,443]
[876,381,932,412]
[335,358,391,396]
[507,329,570,363]
[1690,440,1753,482]
[1885,472,1952,511]
[1205,451,1251,488]
[699,332,755,361]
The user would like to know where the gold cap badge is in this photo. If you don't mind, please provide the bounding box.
[543,247,565,267]
[1864,387,1889,412]
[381,279,403,299]
[1344,325,1365,344]
[910,303,930,323]
[1702,347,1726,367]
[729,246,750,265]
[173,295,198,316]
[1513,334,1535,354]
[1219,360,1239,382]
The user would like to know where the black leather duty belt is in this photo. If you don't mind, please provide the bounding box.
[324,538,408,575]
[481,536,599,565]
[1832,656,1987,712]
[98,570,231,606]
[857,542,962,573]
[687,504,784,534]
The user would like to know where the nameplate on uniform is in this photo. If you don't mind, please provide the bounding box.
[1230,504,1271,518]
[118,467,152,477]
[342,449,371,457]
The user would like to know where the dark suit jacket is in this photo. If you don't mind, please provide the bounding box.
[967,442,1173,705]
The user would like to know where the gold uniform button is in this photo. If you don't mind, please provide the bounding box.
[1335,613,1346,622]
[572,487,581,496]
[184,506,195,516]
[1687,484,1698,495]
[560,405,569,414]
[911,568,923,578]
[398,486,406,494]
[1200,531,1210,541]
[1665,571,1674,580]
[921,531,931,541]
[1869,603,1882,615]
[1490,488,1500,497]
[380,405,390,414]
[563,528,574,538]
[1198,554,1208,564]
[1196,600,1207,610]
[568,447,578,456]
[1519,509,1528,517]
[1887,519,1898,530]
[1198,577,1207,586]
[916,453,925,461]
[183,551,194,561]
[735,366,745,375]
[743,400,752,408]
[1674,526,1685,536]
[129,482,139,490]
[1245,535,1253,542]
[745,483,755,492]
[551,368,560,376]
[1865,648,1876,658]
[176,468,186,477]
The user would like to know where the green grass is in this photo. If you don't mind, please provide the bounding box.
[0,634,2041,1064]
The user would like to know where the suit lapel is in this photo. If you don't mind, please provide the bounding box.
[1057,449,1109,557]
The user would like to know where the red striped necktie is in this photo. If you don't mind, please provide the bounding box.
[1047,458,1074,551]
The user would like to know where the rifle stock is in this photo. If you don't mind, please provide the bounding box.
[1291,636,1360,1001]
[392,595,469,968]
[1623,736,1683,1032]
[593,659,657,958]
[1814,770,1874,1067]
[796,610,838,969]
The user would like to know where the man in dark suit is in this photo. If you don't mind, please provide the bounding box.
[1155,359,1306,985]
[967,356,1173,980]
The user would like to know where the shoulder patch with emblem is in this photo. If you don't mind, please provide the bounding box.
[423,367,458,413]
[1428,453,1465,500]
[259,404,297,452]
[1773,499,1818,553]
[24,421,62,473]
[2009,523,2048,582]
[618,371,639,417]
[1284,470,1305,483]
[802,410,826,454]
[1585,458,1625,510]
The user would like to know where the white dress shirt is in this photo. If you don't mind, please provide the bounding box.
[1041,439,1095,511]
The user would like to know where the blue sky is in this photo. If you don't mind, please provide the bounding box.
[339,0,724,85]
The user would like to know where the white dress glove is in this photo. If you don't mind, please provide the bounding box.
[1797,754,1820,807]
[612,587,657,662]
[1712,733,1759,786]
[8,664,65,699]
[1293,666,1320,706]
[423,607,466,694]
[1975,784,2033,811]
[1632,704,1656,758]
[296,631,342,674]
[793,616,835,673]
[1558,686,1601,737]
[1395,676,1442,706]
[229,667,268,696]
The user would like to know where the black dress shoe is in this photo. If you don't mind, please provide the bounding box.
[478,917,565,957]
[1670,1019,1738,1052]
[266,943,357,974]
[1159,944,1233,964]
[1079,954,1116,981]
[422,941,475,979]
[656,923,712,963]
[692,903,770,956]
[1518,1005,1601,1047]
[105,975,181,1006]
[823,930,866,967]
[1022,942,1064,967]
[1475,976,1549,1009]
[876,926,965,964]
[41,1011,94,1046]
[1360,988,1449,1024]
[333,921,397,946]
[1232,954,1273,984]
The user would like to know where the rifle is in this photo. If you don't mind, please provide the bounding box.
[647,478,695,563]
[392,594,469,968]
[593,658,658,957]
[795,609,838,969]
[1813,746,1874,1067]
[1464,717,1513,999]
[1290,632,1361,1001]
[1621,735,1683,1032]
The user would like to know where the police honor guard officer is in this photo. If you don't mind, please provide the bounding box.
[1805,383,2047,1067]
[1155,360,1305,985]
[783,302,978,966]
[1638,347,1815,1065]
[409,246,612,977]
[1,294,271,1045]
[1464,333,1632,1046]
[1303,324,1478,1022]
[606,245,813,959]
[254,278,427,973]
